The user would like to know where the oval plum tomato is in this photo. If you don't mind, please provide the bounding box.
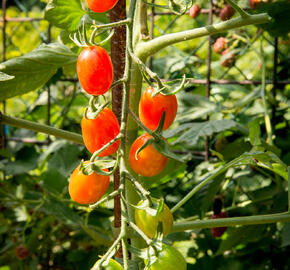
[219,4,235,21]
[189,4,201,18]
[145,244,187,270]
[86,0,119,13]
[221,49,235,67]
[77,46,113,95]
[135,200,173,238]
[213,37,227,54]
[129,133,168,177]
[81,108,120,157]
[69,162,109,205]
[139,86,178,131]
[210,211,228,237]
[93,258,124,270]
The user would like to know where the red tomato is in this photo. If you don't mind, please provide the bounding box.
[210,211,228,237]
[129,133,168,177]
[77,46,113,96]
[219,4,235,21]
[248,0,260,9]
[139,87,178,131]
[189,4,201,18]
[221,49,235,67]
[86,0,119,13]
[213,37,227,54]
[69,162,109,204]
[81,108,120,157]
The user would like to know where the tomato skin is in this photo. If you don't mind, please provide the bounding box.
[221,49,235,67]
[139,87,178,131]
[86,0,119,13]
[213,37,227,54]
[135,200,173,238]
[189,4,201,18]
[219,4,235,21]
[210,211,228,237]
[146,244,187,270]
[69,162,109,205]
[93,259,124,270]
[77,46,113,95]
[129,133,168,177]
[81,108,120,157]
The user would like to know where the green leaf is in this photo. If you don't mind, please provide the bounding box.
[47,142,81,177]
[45,0,108,31]
[176,93,218,122]
[248,119,261,146]
[200,173,225,215]
[2,146,39,175]
[45,0,85,31]
[0,43,77,101]
[0,71,14,81]
[216,225,266,255]
[281,223,290,247]
[258,1,290,37]
[42,169,67,194]
[170,120,242,146]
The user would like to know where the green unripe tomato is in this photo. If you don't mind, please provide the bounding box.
[146,244,187,270]
[93,258,124,270]
[135,200,173,238]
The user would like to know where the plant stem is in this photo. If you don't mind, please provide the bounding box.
[172,212,290,232]
[260,38,273,145]
[90,134,122,161]
[0,113,83,145]
[136,13,270,59]
[89,189,122,209]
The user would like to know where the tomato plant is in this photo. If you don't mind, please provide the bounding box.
[139,86,178,131]
[68,162,109,204]
[86,0,119,13]
[1,0,286,269]
[77,46,113,96]
[81,108,120,156]
[129,133,168,177]
[135,200,173,238]
[145,244,187,270]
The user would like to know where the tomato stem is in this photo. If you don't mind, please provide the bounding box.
[172,212,290,232]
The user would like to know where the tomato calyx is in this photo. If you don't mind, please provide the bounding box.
[131,111,183,163]
[79,157,119,177]
[84,96,111,120]
[151,74,187,98]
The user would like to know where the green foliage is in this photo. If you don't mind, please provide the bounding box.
[0,0,289,269]
[0,43,77,100]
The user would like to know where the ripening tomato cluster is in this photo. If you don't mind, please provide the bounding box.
[213,37,236,68]
[129,86,178,177]
[68,0,122,204]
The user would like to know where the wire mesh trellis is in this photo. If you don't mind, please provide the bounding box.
[0,0,289,160]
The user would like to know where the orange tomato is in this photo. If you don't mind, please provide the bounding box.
[69,162,109,204]
[129,133,168,177]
